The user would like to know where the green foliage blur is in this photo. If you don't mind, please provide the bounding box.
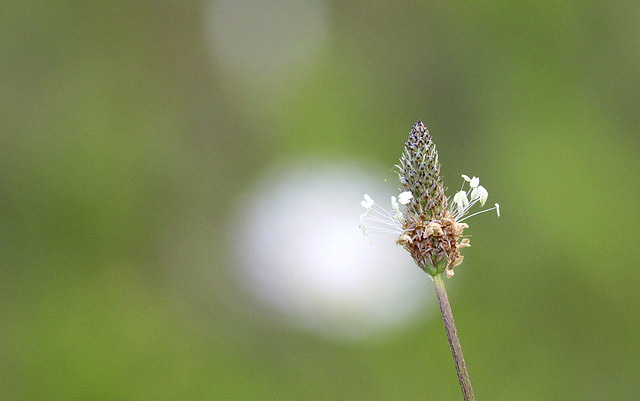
[1,1,639,400]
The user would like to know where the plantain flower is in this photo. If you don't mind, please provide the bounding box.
[358,120,503,400]
[361,121,499,278]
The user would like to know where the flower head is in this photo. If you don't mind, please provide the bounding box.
[360,121,499,278]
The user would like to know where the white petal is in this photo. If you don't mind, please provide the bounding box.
[478,186,489,205]
[361,194,374,209]
[453,190,468,215]
[461,174,471,182]
[495,203,500,217]
[469,176,480,188]
[453,190,469,206]
[398,191,413,205]
[391,196,398,210]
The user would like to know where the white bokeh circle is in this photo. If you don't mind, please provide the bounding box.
[232,159,435,341]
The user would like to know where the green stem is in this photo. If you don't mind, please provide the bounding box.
[432,273,475,401]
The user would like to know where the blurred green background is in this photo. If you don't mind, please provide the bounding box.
[2,1,639,400]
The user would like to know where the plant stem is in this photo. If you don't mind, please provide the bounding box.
[432,273,475,401]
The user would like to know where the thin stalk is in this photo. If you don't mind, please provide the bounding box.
[432,273,475,401]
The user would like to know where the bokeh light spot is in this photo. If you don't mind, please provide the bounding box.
[232,159,435,342]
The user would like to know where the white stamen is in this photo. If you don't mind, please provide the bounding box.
[391,196,399,211]
[398,191,413,205]
[361,194,374,209]
[470,185,488,206]
[453,190,469,216]
[459,203,500,222]
[359,191,411,242]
